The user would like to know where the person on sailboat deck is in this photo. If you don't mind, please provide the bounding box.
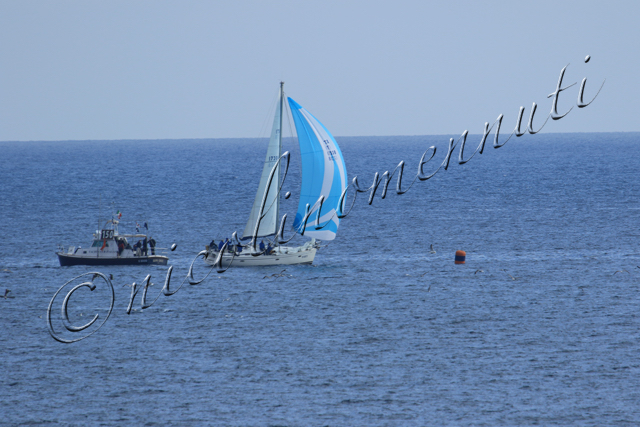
[266,243,273,255]
[218,240,224,251]
[209,239,216,251]
[149,237,156,255]
[259,240,265,251]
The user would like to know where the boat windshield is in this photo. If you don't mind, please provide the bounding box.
[91,240,109,247]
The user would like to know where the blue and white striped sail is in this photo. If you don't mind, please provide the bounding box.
[288,97,347,241]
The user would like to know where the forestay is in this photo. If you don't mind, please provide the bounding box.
[242,90,283,239]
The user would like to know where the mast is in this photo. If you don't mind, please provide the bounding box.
[277,81,284,227]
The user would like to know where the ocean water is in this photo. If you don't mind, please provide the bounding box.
[1,132,639,425]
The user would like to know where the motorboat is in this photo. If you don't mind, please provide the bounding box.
[57,218,169,266]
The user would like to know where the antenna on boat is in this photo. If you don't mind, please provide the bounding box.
[98,194,101,235]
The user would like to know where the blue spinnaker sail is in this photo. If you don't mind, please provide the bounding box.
[288,97,347,241]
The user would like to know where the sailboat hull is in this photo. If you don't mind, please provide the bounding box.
[204,246,317,268]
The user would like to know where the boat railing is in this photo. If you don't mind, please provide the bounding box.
[204,242,315,257]
[147,247,171,257]
[57,245,75,254]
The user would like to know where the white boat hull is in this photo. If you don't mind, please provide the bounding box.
[204,243,317,268]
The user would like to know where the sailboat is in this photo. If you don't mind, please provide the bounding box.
[204,82,347,267]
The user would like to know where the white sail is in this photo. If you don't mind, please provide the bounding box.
[242,85,283,239]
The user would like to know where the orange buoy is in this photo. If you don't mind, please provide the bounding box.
[455,250,466,264]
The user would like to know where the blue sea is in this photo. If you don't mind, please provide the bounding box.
[1,132,639,426]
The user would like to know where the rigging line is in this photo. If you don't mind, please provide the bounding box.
[253,87,286,235]
[281,91,301,231]
[283,100,296,163]
[282,90,299,173]
[257,86,281,139]
[244,87,282,240]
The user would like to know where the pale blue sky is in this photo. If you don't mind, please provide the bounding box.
[0,0,637,141]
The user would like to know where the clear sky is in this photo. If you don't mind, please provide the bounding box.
[0,0,637,141]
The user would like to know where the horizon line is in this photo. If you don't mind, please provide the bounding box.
[1,130,638,144]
